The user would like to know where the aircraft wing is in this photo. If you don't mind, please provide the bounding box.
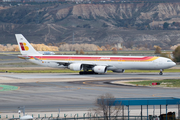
[56,61,112,67]
[81,63,112,67]
[56,61,96,67]
[56,61,71,66]
[32,56,112,68]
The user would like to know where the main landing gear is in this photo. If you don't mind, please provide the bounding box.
[79,71,98,75]
[159,69,163,75]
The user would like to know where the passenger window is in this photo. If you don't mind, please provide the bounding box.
[167,60,172,62]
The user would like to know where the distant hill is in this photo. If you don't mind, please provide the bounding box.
[1,2,180,49]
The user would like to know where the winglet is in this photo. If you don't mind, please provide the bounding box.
[15,34,41,55]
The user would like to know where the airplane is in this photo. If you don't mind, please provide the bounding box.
[38,51,55,55]
[15,34,176,75]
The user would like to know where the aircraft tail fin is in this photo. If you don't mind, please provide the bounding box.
[15,34,41,55]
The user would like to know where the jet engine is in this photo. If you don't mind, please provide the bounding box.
[93,66,107,73]
[68,63,82,71]
[112,69,125,73]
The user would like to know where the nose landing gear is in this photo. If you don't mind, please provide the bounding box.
[159,69,163,75]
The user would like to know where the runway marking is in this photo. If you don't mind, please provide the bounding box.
[36,82,68,88]
[35,82,84,91]
[0,84,20,92]
[82,81,108,87]
[35,81,104,92]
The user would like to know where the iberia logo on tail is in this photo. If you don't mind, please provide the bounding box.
[20,42,29,51]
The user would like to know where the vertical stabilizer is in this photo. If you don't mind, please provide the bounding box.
[15,34,41,55]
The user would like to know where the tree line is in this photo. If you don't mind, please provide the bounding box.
[0,43,123,52]
[0,44,59,52]
[154,45,180,62]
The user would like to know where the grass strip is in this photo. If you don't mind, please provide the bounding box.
[128,79,180,87]
[0,69,179,73]
[125,69,180,73]
[0,69,79,73]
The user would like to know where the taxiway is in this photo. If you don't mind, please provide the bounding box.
[0,72,180,113]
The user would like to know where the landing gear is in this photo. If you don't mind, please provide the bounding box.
[159,69,163,75]
[79,71,98,75]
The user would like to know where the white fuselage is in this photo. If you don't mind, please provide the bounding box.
[25,55,176,71]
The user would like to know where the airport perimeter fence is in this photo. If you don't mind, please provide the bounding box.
[2,113,177,120]
[34,115,176,120]
[5,116,176,120]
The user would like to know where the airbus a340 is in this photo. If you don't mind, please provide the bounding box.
[15,34,176,75]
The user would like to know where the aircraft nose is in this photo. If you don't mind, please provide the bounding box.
[172,62,176,67]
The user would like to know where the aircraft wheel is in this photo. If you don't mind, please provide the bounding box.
[159,71,163,75]
[79,71,97,75]
[79,71,84,75]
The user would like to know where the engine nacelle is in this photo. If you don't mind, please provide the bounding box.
[68,63,82,71]
[93,66,107,73]
[112,69,125,73]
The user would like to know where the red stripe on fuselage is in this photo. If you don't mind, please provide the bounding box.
[28,56,154,61]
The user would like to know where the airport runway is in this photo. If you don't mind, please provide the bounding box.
[1,72,180,79]
[0,73,180,113]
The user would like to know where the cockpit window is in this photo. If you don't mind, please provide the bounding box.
[167,60,172,62]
